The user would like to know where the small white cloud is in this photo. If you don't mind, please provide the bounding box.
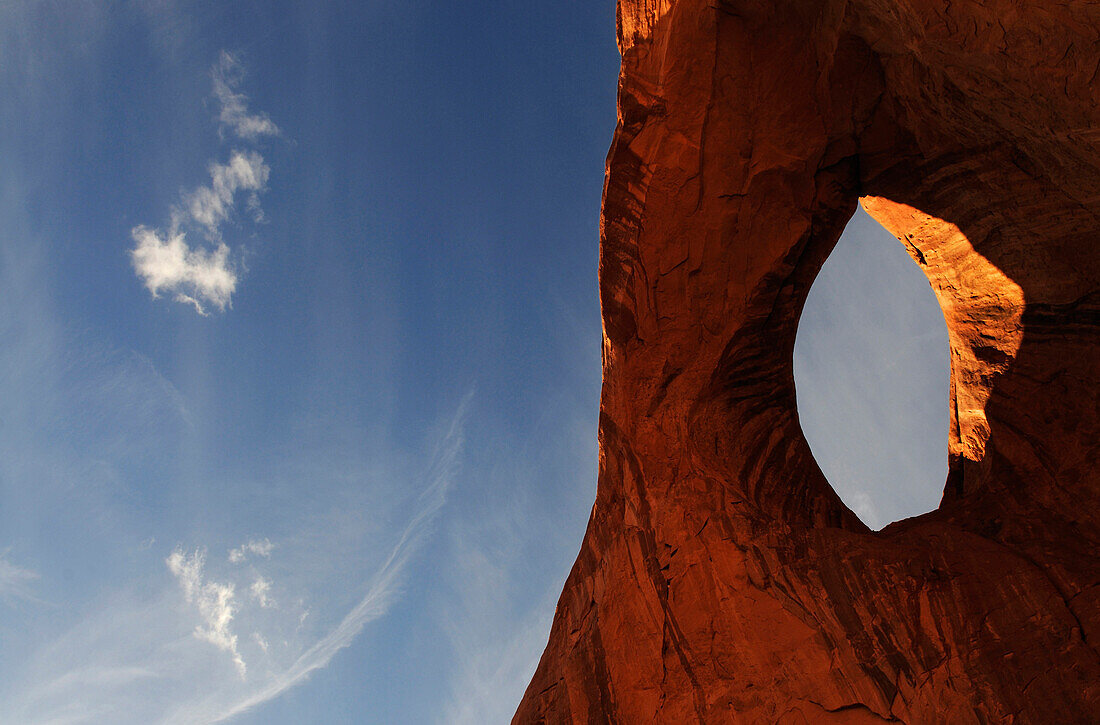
[252,632,269,653]
[228,538,274,564]
[0,550,38,605]
[212,51,280,141]
[130,227,236,314]
[166,548,246,677]
[250,577,274,609]
[129,52,276,316]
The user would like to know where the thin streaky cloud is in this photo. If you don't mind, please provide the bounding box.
[0,388,470,725]
[178,392,472,725]
[0,549,38,605]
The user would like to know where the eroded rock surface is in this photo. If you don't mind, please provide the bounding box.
[516,1,1100,722]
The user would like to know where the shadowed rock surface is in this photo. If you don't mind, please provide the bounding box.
[515,1,1100,722]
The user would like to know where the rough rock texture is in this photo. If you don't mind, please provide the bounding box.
[516,1,1100,722]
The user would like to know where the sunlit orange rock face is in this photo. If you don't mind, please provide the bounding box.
[516,1,1100,722]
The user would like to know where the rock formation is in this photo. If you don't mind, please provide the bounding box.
[515,1,1100,721]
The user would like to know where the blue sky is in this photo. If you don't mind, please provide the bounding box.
[0,1,947,722]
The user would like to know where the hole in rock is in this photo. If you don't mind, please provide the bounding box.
[793,204,950,530]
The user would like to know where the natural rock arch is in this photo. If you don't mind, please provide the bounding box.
[517,1,1100,722]
[793,201,951,531]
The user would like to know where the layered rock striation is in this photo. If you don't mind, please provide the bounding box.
[516,1,1100,722]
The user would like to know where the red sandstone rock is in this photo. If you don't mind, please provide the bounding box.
[515,1,1100,722]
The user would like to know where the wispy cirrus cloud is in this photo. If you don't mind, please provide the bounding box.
[130,52,277,315]
[178,150,270,238]
[188,392,471,725]
[0,394,471,725]
[212,51,280,141]
[435,388,597,725]
[228,537,274,564]
[250,577,274,609]
[0,550,38,605]
[167,548,246,677]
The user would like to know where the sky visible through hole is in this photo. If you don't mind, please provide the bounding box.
[1,1,947,722]
[794,205,951,530]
